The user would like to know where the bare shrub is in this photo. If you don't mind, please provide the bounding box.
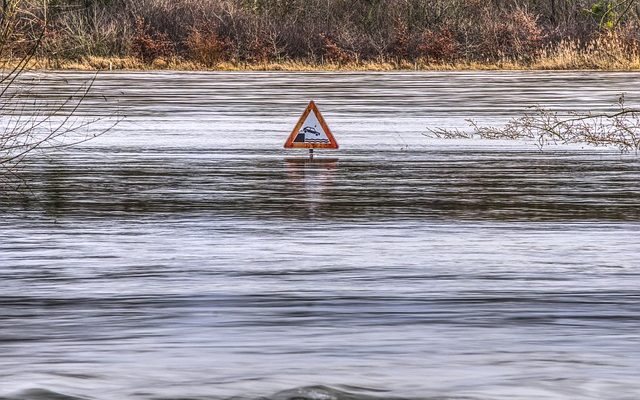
[50,5,131,59]
[476,6,543,61]
[245,35,272,63]
[427,95,640,153]
[185,26,231,66]
[391,20,412,60]
[507,8,544,58]
[320,33,354,64]
[417,28,459,62]
[131,17,174,64]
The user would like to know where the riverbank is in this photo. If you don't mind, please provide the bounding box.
[5,0,640,73]
[16,52,640,72]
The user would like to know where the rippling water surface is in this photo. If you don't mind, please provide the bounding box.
[2,72,640,400]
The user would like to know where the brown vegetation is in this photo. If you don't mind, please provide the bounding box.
[4,0,640,70]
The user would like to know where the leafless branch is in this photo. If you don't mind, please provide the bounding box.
[425,95,640,154]
[1,1,119,192]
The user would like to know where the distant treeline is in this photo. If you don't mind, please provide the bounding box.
[7,0,640,68]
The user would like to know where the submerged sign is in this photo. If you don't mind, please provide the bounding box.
[284,101,339,149]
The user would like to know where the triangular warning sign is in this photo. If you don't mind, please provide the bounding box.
[284,101,339,149]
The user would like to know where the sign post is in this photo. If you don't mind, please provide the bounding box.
[284,101,339,157]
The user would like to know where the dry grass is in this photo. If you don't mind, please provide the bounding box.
[534,33,640,70]
[7,56,639,72]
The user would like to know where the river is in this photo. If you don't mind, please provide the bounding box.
[1,71,640,400]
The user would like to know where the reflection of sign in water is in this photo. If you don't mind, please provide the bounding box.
[284,158,338,216]
[284,100,339,149]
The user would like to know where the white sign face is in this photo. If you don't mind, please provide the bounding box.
[293,111,331,144]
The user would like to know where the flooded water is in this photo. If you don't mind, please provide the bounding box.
[2,72,640,400]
